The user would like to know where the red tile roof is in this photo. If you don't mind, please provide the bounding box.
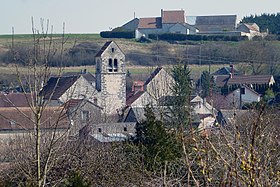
[162,10,185,24]
[0,93,33,107]
[138,17,162,29]
[0,107,69,131]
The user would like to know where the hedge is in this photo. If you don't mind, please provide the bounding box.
[149,33,248,42]
[100,31,135,39]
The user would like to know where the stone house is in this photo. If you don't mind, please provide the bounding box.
[65,99,103,136]
[144,67,174,101]
[236,23,266,40]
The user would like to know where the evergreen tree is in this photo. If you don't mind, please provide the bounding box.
[135,105,181,171]
[200,71,215,98]
[170,65,192,131]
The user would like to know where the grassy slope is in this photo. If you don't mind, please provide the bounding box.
[0,34,226,80]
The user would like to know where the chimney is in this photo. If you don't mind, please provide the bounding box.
[230,64,234,74]
[229,73,233,79]
[161,9,164,18]
[83,69,87,74]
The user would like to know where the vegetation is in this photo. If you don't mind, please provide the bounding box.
[242,13,280,34]
[149,33,248,42]
[100,31,135,39]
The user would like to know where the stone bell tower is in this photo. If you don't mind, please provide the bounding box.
[95,41,126,114]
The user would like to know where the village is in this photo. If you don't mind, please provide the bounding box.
[0,7,279,187]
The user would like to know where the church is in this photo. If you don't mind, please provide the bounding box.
[42,41,126,115]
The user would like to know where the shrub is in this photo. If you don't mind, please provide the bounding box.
[100,31,135,39]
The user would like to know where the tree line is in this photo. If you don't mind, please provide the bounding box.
[241,13,280,34]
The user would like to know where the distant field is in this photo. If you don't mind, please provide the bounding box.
[0,64,226,82]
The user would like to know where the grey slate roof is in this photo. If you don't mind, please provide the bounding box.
[79,122,136,143]
[95,41,113,57]
[227,75,274,86]
[41,76,79,100]
[212,67,241,76]
[144,66,163,86]
[195,15,237,32]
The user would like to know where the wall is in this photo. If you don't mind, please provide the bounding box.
[146,69,174,101]
[60,76,97,104]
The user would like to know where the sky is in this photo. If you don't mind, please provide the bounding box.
[1,0,279,34]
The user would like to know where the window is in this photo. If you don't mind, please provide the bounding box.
[108,58,113,72]
[124,127,127,132]
[81,110,90,122]
[113,59,118,72]
[112,48,115,53]
[98,128,102,133]
[93,97,97,105]
[240,87,245,95]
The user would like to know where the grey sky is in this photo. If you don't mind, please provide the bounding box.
[1,0,279,34]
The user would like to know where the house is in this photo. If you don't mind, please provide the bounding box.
[209,86,261,110]
[225,86,261,109]
[0,106,70,141]
[217,109,251,127]
[144,67,174,100]
[121,18,139,32]
[130,9,198,38]
[212,65,241,76]
[41,75,97,106]
[131,81,144,92]
[214,73,275,94]
[65,99,103,136]
[236,23,265,40]
[193,15,237,33]
[76,122,136,143]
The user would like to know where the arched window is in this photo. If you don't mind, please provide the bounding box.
[108,58,113,72]
[113,59,118,72]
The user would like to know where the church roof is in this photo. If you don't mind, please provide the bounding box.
[95,41,124,58]
[95,41,113,57]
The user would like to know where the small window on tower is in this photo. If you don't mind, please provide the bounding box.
[112,48,115,53]
[81,110,90,122]
[113,59,118,72]
[108,58,113,72]
[240,87,245,95]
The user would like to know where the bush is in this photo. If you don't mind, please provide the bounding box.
[149,33,247,42]
[100,31,135,39]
